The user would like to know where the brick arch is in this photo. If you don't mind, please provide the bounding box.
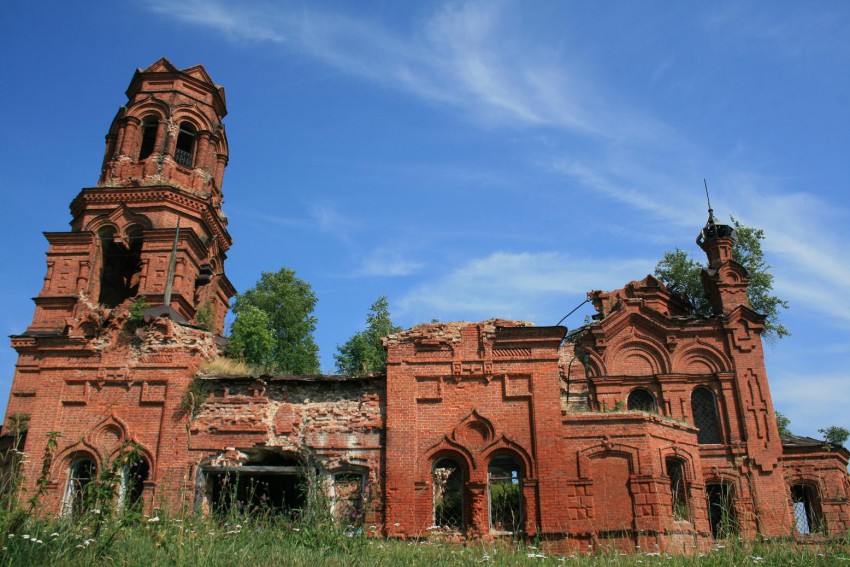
[451,410,496,450]
[171,106,216,132]
[85,205,153,235]
[582,350,605,377]
[659,446,698,480]
[577,441,641,479]
[125,98,170,122]
[481,436,535,479]
[106,442,156,479]
[607,338,669,375]
[674,343,730,374]
[421,436,476,477]
[54,440,103,477]
[213,124,229,156]
[783,470,828,493]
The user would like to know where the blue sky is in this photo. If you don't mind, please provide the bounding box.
[1,1,848,439]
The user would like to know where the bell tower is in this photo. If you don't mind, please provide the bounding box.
[30,58,235,335]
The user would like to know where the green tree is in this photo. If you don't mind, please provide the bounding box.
[819,426,849,447]
[227,305,275,366]
[335,296,402,375]
[775,411,791,437]
[654,217,789,342]
[229,267,320,374]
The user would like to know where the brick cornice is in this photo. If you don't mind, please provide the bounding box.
[70,186,232,251]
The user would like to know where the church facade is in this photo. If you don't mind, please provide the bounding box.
[2,60,848,553]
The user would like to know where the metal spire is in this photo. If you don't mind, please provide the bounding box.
[162,217,180,307]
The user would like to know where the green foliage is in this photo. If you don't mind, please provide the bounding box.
[729,218,790,341]
[775,411,791,437]
[227,305,275,366]
[819,426,849,447]
[127,296,150,324]
[194,300,215,333]
[335,296,402,375]
[654,217,789,342]
[654,248,712,316]
[229,268,320,374]
[179,377,211,417]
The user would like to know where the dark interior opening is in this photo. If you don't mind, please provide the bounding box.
[627,388,657,412]
[138,117,159,160]
[791,484,823,535]
[65,457,96,518]
[208,454,305,516]
[706,482,736,538]
[174,122,196,168]
[98,226,143,308]
[124,458,150,509]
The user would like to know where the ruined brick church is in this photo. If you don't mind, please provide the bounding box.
[2,59,848,552]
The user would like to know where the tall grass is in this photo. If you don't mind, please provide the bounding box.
[0,443,847,566]
[1,504,848,566]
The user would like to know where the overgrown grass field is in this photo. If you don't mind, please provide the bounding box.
[1,506,848,567]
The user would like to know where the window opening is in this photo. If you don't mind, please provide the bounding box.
[119,457,150,510]
[332,472,365,527]
[207,454,305,517]
[706,482,736,538]
[98,226,143,308]
[791,484,823,535]
[63,457,96,518]
[138,117,159,160]
[174,121,196,167]
[666,458,688,520]
[627,388,657,412]
[433,458,464,531]
[691,387,722,444]
[488,455,523,534]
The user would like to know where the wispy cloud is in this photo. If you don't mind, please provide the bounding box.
[771,373,850,436]
[353,248,424,278]
[146,0,666,141]
[397,251,654,322]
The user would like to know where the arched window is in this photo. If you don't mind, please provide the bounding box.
[488,455,523,534]
[119,457,150,510]
[98,226,143,308]
[138,116,159,160]
[691,387,722,444]
[791,484,824,535]
[627,388,657,412]
[706,482,736,538]
[174,121,196,167]
[63,457,97,518]
[666,457,688,520]
[433,458,464,531]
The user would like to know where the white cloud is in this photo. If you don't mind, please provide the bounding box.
[771,373,850,437]
[148,0,285,43]
[353,249,424,277]
[147,0,666,141]
[397,251,654,322]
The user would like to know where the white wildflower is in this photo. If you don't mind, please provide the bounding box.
[50,532,59,537]
[21,535,30,540]
[147,516,160,523]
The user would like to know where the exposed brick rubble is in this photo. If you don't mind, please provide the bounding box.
[2,59,848,555]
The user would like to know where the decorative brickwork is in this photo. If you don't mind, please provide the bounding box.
[2,60,848,554]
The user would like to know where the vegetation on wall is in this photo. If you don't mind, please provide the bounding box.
[654,217,789,342]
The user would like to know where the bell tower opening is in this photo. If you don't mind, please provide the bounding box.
[138,116,159,160]
[98,226,143,308]
[174,121,196,168]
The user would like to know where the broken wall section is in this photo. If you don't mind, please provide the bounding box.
[189,375,385,526]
